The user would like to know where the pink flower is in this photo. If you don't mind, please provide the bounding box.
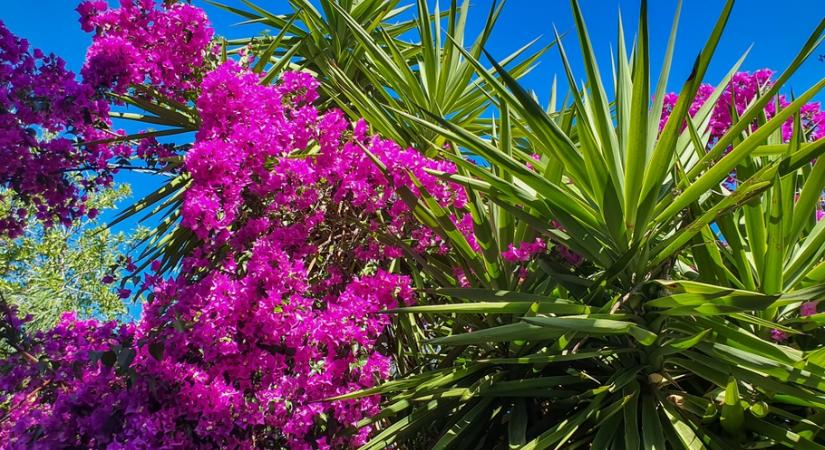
[81,36,141,92]
[770,329,789,342]
[660,70,824,143]
[76,1,107,32]
[801,301,818,317]
[79,1,213,97]
[2,49,464,447]
[0,20,111,236]
[452,267,470,287]
[502,238,547,263]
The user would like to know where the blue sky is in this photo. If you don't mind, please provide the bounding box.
[2,0,823,226]
[3,0,822,91]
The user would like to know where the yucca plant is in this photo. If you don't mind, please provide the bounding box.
[335,1,825,448]
[209,0,549,152]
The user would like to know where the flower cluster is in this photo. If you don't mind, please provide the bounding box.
[183,61,469,259]
[0,312,141,449]
[78,0,213,96]
[141,60,470,447]
[1,0,214,239]
[1,7,475,445]
[502,238,547,263]
[660,69,825,142]
[660,69,825,217]
[0,20,112,237]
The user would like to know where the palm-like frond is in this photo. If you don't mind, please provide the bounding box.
[345,1,825,447]
[210,0,548,152]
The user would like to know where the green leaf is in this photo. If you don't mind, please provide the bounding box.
[622,0,650,238]
[642,394,668,450]
[720,377,744,436]
[390,301,588,315]
[101,350,116,368]
[508,399,528,448]
[521,395,604,450]
[430,397,494,450]
[660,395,708,449]
[522,316,658,346]
[478,349,632,365]
[745,416,825,450]
[667,329,711,351]
[427,322,561,346]
[148,342,164,361]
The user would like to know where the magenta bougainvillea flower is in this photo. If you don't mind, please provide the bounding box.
[0,1,475,447]
[0,20,113,237]
[660,69,825,143]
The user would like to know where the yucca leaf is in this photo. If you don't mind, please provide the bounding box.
[642,394,668,450]
[790,157,825,245]
[521,316,657,346]
[570,0,624,201]
[719,377,744,436]
[624,385,642,450]
[478,348,632,365]
[637,0,734,231]
[667,329,711,351]
[622,0,650,238]
[745,416,825,450]
[507,398,528,448]
[659,394,708,450]
[520,395,604,450]
[359,399,457,450]
[430,397,494,450]
[390,301,588,315]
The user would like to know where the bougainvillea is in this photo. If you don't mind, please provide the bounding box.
[660,69,825,142]
[0,0,214,239]
[0,20,112,237]
[79,0,213,96]
[660,69,825,217]
[0,1,475,447]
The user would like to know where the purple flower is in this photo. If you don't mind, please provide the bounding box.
[770,328,789,342]
[660,70,824,143]
[0,20,111,236]
[502,238,547,263]
[801,301,819,317]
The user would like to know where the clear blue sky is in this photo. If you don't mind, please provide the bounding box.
[3,0,822,92]
[2,0,823,222]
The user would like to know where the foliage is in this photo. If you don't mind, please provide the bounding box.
[0,1,469,447]
[1,0,825,449]
[334,1,825,448]
[0,184,139,334]
[209,0,545,152]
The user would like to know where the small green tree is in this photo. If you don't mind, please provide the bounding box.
[0,184,142,333]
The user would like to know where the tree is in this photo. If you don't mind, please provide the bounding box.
[1,184,141,333]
